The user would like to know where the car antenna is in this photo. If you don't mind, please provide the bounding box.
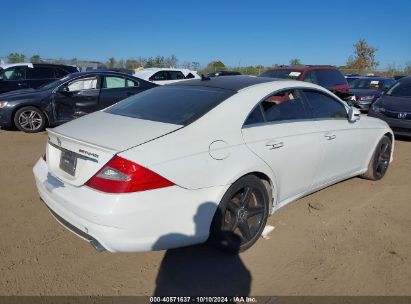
[201,74,211,81]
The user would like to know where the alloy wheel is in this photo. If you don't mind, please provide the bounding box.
[223,186,266,245]
[18,110,43,131]
[375,140,391,179]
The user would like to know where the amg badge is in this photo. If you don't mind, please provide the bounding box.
[78,149,99,159]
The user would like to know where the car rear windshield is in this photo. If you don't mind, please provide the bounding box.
[259,69,302,80]
[386,80,411,97]
[105,86,234,125]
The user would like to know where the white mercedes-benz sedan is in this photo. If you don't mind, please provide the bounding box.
[33,76,394,253]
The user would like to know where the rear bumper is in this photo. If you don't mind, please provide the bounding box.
[33,159,227,252]
[368,109,411,136]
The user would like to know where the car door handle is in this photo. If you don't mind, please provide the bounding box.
[324,134,336,140]
[266,141,284,149]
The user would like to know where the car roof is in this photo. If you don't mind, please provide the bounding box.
[134,68,197,78]
[353,76,393,81]
[0,62,78,70]
[169,75,280,91]
[0,63,34,69]
[58,71,147,83]
[264,65,336,72]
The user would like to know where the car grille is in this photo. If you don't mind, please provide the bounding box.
[382,110,411,120]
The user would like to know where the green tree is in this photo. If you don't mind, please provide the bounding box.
[209,60,225,69]
[164,54,178,67]
[346,39,379,71]
[125,59,141,70]
[107,57,117,68]
[7,52,25,63]
[30,55,41,63]
[289,58,302,66]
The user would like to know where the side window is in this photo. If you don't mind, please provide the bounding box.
[102,76,126,89]
[304,71,318,84]
[126,79,139,87]
[303,90,348,119]
[261,89,307,122]
[27,67,55,79]
[168,71,185,80]
[315,69,347,87]
[244,105,265,125]
[67,77,98,91]
[1,66,26,80]
[382,79,395,90]
[149,71,168,81]
[185,73,195,79]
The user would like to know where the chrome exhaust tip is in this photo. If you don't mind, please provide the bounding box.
[90,240,106,252]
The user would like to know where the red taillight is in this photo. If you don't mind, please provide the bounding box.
[85,155,174,193]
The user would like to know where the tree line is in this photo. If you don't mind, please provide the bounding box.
[3,39,411,76]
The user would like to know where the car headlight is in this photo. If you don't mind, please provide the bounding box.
[0,101,8,108]
[371,100,385,113]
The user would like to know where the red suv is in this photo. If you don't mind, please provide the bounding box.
[259,65,349,98]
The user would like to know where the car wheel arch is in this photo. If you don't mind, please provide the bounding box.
[12,104,50,128]
[226,171,277,214]
[362,130,394,173]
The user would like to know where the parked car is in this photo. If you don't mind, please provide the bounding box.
[33,76,393,253]
[344,73,361,84]
[368,76,411,137]
[0,63,79,94]
[0,71,156,132]
[259,65,349,98]
[133,68,200,85]
[348,77,396,112]
[207,70,242,77]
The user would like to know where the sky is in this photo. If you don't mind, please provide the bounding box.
[1,0,410,69]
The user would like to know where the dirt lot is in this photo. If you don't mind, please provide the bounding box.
[0,129,410,296]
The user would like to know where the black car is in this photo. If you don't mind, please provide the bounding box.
[0,63,79,94]
[368,76,411,137]
[0,71,157,132]
[349,77,396,112]
[207,70,242,77]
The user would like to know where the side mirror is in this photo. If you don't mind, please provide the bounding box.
[58,85,70,93]
[348,106,361,123]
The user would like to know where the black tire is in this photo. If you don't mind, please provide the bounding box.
[209,175,270,253]
[14,106,46,133]
[361,135,392,181]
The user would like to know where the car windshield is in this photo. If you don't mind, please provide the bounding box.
[386,80,411,98]
[39,75,71,90]
[349,78,394,91]
[39,79,62,89]
[105,86,234,125]
[259,69,302,80]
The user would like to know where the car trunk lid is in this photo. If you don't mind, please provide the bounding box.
[46,111,182,186]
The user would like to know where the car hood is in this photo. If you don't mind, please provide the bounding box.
[380,95,411,112]
[349,88,379,96]
[0,88,50,100]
